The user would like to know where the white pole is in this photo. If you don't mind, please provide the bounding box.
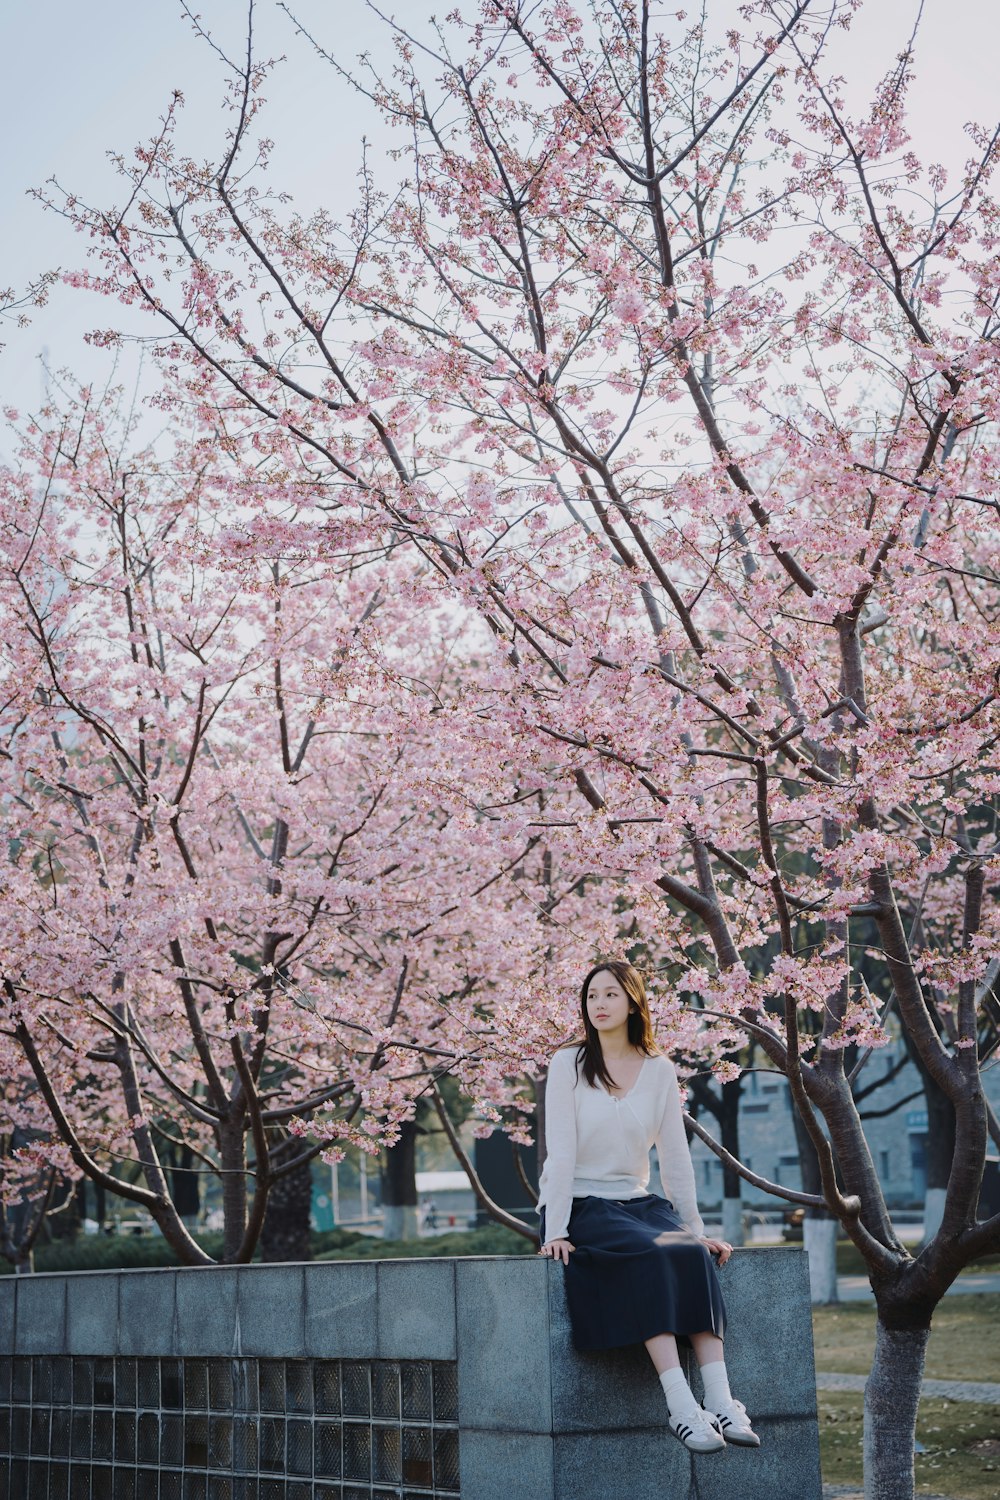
[331,1159,340,1224]
[360,1151,369,1223]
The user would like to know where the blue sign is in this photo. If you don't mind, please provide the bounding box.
[905,1110,928,1130]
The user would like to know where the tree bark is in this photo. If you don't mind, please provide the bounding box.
[381,1119,419,1241]
[218,1117,249,1261]
[170,1144,201,1221]
[719,1077,744,1246]
[863,1321,929,1500]
[259,1150,313,1263]
[687,1071,746,1245]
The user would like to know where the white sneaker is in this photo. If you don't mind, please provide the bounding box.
[702,1397,760,1447]
[666,1408,726,1453]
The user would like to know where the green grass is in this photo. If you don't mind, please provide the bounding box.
[814,1294,1000,1500]
[834,1239,1000,1277]
[819,1393,1000,1500]
[813,1293,1000,1383]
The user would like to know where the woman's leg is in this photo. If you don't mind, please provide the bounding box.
[689,1329,760,1445]
[690,1331,725,1367]
[647,1330,725,1452]
[643,1332,682,1374]
[690,1330,732,1407]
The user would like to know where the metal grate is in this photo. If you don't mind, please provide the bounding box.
[0,1355,460,1499]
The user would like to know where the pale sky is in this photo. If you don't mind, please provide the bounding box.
[2,0,998,426]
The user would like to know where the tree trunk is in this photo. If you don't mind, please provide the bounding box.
[686,1069,745,1244]
[171,1144,201,1222]
[260,1153,313,1262]
[864,1321,929,1500]
[382,1120,419,1241]
[719,1077,744,1246]
[793,1105,839,1303]
[921,1076,955,1249]
[218,1118,249,1261]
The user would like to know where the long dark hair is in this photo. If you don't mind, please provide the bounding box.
[574,960,658,1090]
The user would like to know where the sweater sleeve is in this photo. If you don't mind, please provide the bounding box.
[655,1060,705,1238]
[540,1049,578,1242]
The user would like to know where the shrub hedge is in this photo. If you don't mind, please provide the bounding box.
[2,1223,533,1274]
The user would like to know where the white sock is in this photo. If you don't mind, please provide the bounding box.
[699,1359,732,1410]
[659,1367,700,1422]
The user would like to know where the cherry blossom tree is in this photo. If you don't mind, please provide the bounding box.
[17,2,1000,1495]
[0,382,606,1263]
[0,1049,78,1274]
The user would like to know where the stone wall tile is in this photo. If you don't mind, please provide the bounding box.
[553,1428,692,1500]
[238,1264,305,1357]
[0,1277,15,1354]
[174,1267,238,1358]
[456,1258,551,1434]
[15,1275,66,1355]
[377,1260,455,1360]
[459,1429,554,1500]
[66,1273,119,1355]
[705,1249,817,1417]
[118,1270,177,1356]
[689,1415,822,1500]
[303,1261,377,1358]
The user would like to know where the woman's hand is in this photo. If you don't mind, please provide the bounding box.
[701,1236,733,1266]
[539,1237,575,1264]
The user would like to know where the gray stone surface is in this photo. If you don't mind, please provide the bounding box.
[0,1277,15,1354]
[457,1258,552,1435]
[14,1274,66,1355]
[6,1248,823,1500]
[459,1429,554,1500]
[693,1417,822,1500]
[66,1271,119,1355]
[715,1248,818,1416]
[174,1267,238,1358]
[238,1264,305,1357]
[553,1427,692,1500]
[303,1261,377,1358]
[118,1270,177,1356]
[546,1260,673,1432]
[377,1259,455,1360]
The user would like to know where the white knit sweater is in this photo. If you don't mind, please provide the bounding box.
[537,1048,705,1244]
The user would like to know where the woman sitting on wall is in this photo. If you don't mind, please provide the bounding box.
[537,959,760,1454]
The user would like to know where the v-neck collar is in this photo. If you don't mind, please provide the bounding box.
[599,1054,649,1101]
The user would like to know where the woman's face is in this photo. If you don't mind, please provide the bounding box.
[585,970,632,1034]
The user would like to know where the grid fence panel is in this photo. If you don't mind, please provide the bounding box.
[0,1355,461,1500]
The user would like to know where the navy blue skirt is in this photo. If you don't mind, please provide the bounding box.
[543,1195,727,1353]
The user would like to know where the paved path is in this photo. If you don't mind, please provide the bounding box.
[822,1491,953,1500]
[817,1371,1000,1404]
[837,1270,1000,1301]
[822,1491,954,1500]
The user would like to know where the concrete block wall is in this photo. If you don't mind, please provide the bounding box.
[0,1248,821,1499]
